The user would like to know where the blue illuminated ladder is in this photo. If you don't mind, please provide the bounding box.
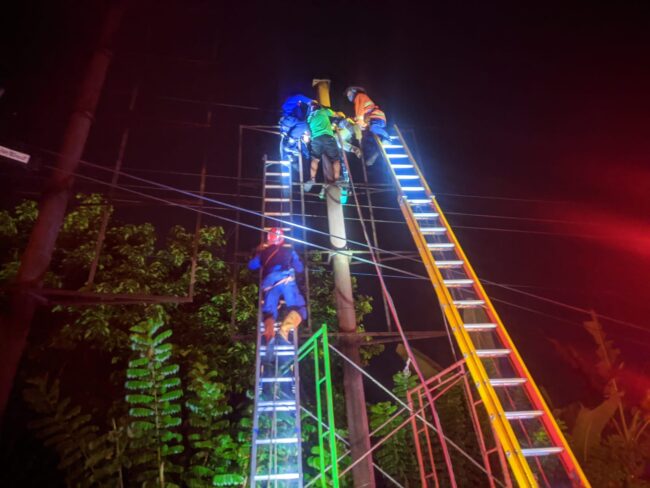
[377,128,590,487]
[249,159,303,486]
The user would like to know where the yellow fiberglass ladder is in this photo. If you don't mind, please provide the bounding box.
[376,127,590,488]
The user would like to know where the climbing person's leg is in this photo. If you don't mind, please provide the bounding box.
[278,283,306,341]
[261,285,282,343]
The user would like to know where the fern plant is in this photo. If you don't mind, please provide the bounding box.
[125,317,184,487]
[23,374,125,487]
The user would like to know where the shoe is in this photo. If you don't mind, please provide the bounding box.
[304,179,315,192]
[340,187,348,205]
[318,186,326,199]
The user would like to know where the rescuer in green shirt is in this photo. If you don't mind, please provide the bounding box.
[304,101,343,192]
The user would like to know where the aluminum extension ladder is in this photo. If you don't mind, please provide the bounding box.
[249,159,303,487]
[376,127,590,488]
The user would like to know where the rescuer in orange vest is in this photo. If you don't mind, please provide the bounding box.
[345,86,390,167]
[248,228,306,349]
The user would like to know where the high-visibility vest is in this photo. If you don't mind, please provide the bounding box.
[354,93,386,123]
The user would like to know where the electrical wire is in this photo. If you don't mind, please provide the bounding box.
[31,145,650,337]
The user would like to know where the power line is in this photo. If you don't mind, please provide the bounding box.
[484,281,650,334]
[30,145,649,338]
[349,271,650,350]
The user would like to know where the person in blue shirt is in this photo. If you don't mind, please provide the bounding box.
[248,228,306,345]
[279,93,312,164]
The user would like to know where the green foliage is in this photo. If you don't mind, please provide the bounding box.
[22,375,126,487]
[554,314,650,486]
[368,371,420,487]
[571,394,620,461]
[183,351,249,487]
[2,196,385,487]
[126,317,184,486]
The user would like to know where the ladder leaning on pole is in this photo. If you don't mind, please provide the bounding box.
[249,158,303,486]
[376,127,590,488]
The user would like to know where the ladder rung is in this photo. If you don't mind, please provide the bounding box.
[414,212,440,219]
[260,350,295,357]
[464,322,497,331]
[401,186,425,191]
[391,164,414,169]
[258,400,296,407]
[260,345,295,351]
[427,242,455,249]
[443,278,473,287]
[453,299,485,308]
[264,212,291,216]
[389,135,399,139]
[255,437,298,445]
[259,377,294,383]
[489,378,527,387]
[388,154,409,159]
[505,410,544,420]
[257,400,296,412]
[395,175,420,179]
[383,144,403,149]
[521,447,563,457]
[257,405,296,412]
[265,185,290,189]
[420,227,446,234]
[254,473,300,481]
[408,198,432,204]
[265,198,291,202]
[436,260,463,268]
[265,160,291,165]
[264,227,291,231]
[266,172,290,176]
[476,348,511,358]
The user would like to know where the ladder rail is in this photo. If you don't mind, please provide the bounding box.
[393,125,588,486]
[378,126,590,487]
[248,156,267,485]
[383,136,534,486]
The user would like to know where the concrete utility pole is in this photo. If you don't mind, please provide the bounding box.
[313,79,376,487]
[0,0,127,420]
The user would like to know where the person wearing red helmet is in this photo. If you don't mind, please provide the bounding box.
[248,228,306,347]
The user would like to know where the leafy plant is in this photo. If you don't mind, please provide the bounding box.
[554,313,650,486]
[183,351,247,487]
[23,374,126,487]
[125,316,184,487]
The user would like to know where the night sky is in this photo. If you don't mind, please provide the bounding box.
[1,0,650,407]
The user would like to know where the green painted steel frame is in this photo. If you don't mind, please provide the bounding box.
[298,325,340,487]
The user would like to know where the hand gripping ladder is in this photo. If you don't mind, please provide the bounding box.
[376,127,590,488]
[249,158,303,486]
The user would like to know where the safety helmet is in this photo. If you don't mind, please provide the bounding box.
[345,86,365,102]
[267,227,285,245]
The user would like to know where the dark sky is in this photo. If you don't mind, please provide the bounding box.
[1,0,649,406]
